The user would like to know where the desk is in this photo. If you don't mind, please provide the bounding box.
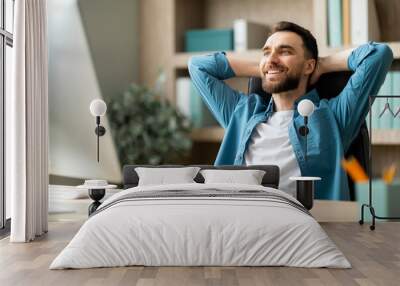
[311,200,358,222]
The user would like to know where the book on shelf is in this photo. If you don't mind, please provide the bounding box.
[371,93,379,131]
[328,0,343,47]
[342,0,351,45]
[189,82,218,128]
[176,77,191,118]
[327,0,381,47]
[376,72,392,130]
[350,0,380,45]
[392,71,400,130]
[185,29,233,52]
[176,77,218,128]
[233,19,271,52]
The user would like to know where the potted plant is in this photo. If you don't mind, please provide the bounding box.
[107,83,192,166]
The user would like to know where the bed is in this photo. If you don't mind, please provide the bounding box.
[50,165,351,269]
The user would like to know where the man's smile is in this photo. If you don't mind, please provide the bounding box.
[265,68,287,80]
[267,68,285,74]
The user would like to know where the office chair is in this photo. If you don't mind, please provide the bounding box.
[247,72,370,201]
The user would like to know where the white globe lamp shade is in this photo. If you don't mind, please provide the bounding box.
[90,99,107,117]
[297,99,315,117]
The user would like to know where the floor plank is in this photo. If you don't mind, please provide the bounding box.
[1,221,400,286]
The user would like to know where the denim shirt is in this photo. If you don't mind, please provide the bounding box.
[188,42,393,200]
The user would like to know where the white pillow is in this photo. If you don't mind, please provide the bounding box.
[135,167,200,186]
[200,169,266,185]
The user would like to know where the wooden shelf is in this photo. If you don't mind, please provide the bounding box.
[371,129,400,145]
[190,127,224,142]
[173,41,400,69]
[190,127,400,145]
[173,50,263,69]
[319,41,400,58]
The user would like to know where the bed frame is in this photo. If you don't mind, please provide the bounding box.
[122,165,280,189]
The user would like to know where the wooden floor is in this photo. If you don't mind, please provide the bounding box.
[1,221,400,286]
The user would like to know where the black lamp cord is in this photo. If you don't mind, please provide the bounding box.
[96,116,100,162]
[298,116,309,162]
[304,116,308,162]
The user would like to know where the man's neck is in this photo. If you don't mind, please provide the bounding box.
[272,83,308,112]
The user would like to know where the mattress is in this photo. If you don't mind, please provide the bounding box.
[50,183,351,269]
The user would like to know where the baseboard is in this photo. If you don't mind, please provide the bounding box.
[0,218,11,239]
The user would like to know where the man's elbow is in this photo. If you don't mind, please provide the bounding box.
[375,43,394,68]
[187,55,203,74]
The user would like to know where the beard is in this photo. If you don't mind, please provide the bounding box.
[262,70,301,94]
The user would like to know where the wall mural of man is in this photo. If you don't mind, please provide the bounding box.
[189,21,393,200]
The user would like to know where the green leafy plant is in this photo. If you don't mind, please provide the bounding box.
[106,83,192,166]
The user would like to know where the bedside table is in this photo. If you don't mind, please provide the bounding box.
[289,176,321,210]
[77,181,117,216]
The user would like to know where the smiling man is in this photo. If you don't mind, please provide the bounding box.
[188,21,393,200]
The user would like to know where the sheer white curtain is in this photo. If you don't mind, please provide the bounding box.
[8,0,49,242]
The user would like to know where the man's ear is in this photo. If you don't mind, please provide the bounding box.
[304,58,316,75]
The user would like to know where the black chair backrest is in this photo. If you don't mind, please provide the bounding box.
[248,72,370,201]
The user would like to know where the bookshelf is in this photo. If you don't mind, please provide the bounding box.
[139,0,400,164]
[168,0,316,150]
[166,0,316,102]
[173,50,264,69]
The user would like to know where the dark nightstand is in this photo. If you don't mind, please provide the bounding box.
[77,181,117,216]
[289,177,321,210]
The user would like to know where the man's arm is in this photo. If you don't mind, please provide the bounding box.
[225,55,260,78]
[315,43,393,150]
[310,48,354,84]
[188,53,256,128]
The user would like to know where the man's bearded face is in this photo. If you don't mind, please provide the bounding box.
[260,31,309,94]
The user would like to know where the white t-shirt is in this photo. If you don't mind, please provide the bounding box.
[244,110,301,197]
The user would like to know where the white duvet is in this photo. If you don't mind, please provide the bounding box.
[50,183,351,269]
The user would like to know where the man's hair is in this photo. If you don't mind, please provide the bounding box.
[271,21,318,61]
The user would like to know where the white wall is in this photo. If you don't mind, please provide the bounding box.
[78,0,139,99]
[48,0,122,183]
